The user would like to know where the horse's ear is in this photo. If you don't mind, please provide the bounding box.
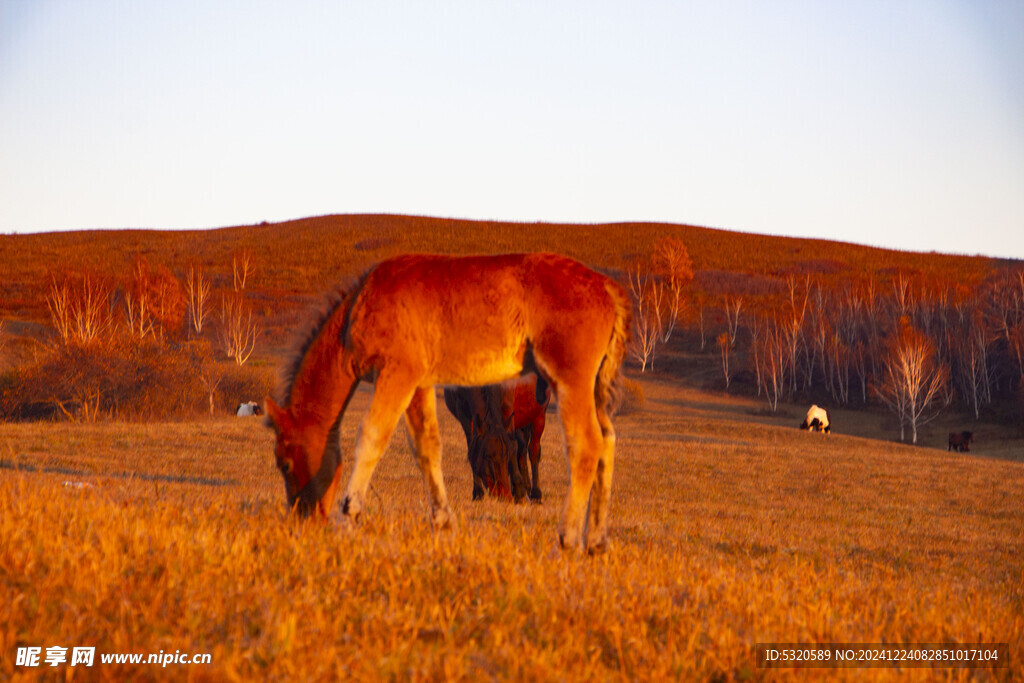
[264,396,286,430]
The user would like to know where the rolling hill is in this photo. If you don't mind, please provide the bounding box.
[0,213,1010,336]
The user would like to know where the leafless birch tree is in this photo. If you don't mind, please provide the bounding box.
[220,295,259,365]
[723,294,743,346]
[651,236,693,342]
[46,274,111,346]
[874,320,950,444]
[717,332,732,389]
[756,317,787,413]
[628,263,662,372]
[233,250,254,292]
[186,266,212,336]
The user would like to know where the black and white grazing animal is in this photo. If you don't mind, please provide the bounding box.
[236,401,262,417]
[799,404,831,434]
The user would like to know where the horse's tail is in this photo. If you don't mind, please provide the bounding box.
[595,277,632,420]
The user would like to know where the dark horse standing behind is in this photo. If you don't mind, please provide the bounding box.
[502,375,551,502]
[444,374,551,503]
[948,430,974,452]
[264,253,630,554]
[443,383,519,501]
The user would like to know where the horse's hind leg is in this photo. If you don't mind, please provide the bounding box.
[342,366,419,524]
[556,386,605,553]
[403,386,453,530]
[586,405,616,554]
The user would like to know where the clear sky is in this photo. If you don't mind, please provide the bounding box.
[2,1,1022,259]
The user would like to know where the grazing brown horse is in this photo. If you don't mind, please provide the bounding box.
[264,253,630,553]
[948,430,974,452]
[444,375,551,503]
[443,384,522,501]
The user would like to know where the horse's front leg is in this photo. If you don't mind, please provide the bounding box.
[528,421,543,502]
[403,385,453,531]
[342,366,419,524]
[529,441,542,503]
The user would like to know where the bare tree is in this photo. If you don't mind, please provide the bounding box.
[220,295,259,365]
[717,332,732,389]
[46,274,112,346]
[124,257,154,341]
[851,339,870,403]
[1007,322,1024,379]
[756,317,787,413]
[723,294,743,346]
[122,258,185,342]
[149,265,185,341]
[233,250,254,292]
[694,293,709,351]
[199,364,223,415]
[47,278,73,345]
[73,276,110,344]
[874,320,950,444]
[185,266,212,336]
[783,275,810,393]
[827,329,851,405]
[748,316,763,396]
[651,236,694,342]
[950,309,993,419]
[628,262,662,372]
[891,272,911,320]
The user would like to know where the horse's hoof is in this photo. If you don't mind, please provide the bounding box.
[433,507,454,531]
[341,494,362,523]
[587,538,609,555]
[558,531,583,553]
[529,488,542,503]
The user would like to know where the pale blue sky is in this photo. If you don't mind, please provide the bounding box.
[2,1,1022,259]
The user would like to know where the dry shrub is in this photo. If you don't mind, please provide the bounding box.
[616,377,646,415]
[0,339,267,421]
[9,344,186,420]
[0,370,21,419]
[216,362,275,414]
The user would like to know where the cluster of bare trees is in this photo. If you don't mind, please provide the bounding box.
[627,237,694,372]
[46,252,259,365]
[740,269,1024,442]
[621,236,1021,443]
[47,273,112,346]
[30,251,263,421]
[624,247,1022,442]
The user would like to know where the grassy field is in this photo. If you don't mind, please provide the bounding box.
[2,375,1022,681]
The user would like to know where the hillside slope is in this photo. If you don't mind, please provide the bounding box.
[0,214,1007,325]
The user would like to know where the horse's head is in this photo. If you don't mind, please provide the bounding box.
[263,397,344,519]
[467,413,524,502]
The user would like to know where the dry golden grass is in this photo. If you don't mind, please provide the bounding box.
[2,378,1022,681]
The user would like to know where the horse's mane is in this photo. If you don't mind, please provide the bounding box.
[276,272,368,406]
